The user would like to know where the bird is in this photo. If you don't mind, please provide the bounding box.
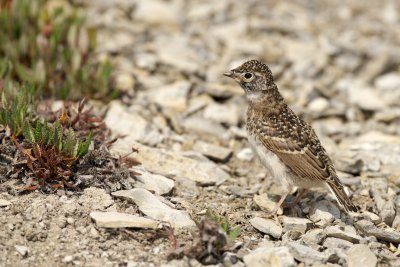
[224,59,358,216]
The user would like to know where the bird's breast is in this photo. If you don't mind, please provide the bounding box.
[247,133,294,189]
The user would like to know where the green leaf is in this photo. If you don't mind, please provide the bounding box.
[23,122,35,144]
[228,227,240,242]
[0,59,11,78]
[14,62,37,83]
[53,121,62,151]
[86,27,97,51]
[41,120,50,146]
[34,119,42,144]
[77,132,92,158]
[205,208,240,243]
[62,128,78,157]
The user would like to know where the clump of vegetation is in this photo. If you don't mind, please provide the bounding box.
[0,0,114,100]
[168,209,241,265]
[23,120,92,162]
[0,0,131,193]
[205,208,241,244]
[14,119,92,190]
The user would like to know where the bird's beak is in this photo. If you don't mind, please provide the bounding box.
[223,71,234,78]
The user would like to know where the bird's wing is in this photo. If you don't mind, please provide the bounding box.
[254,118,332,182]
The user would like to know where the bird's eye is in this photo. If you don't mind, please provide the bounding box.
[244,72,253,80]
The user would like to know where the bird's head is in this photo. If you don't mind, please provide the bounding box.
[224,59,276,102]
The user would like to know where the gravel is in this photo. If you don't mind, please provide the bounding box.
[2,0,400,266]
[355,220,400,243]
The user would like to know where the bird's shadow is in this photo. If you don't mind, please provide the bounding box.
[265,191,354,226]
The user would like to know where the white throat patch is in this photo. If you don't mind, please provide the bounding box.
[246,91,263,102]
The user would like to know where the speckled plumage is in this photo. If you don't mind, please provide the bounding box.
[224,59,357,213]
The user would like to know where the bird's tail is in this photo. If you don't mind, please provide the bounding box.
[327,179,358,213]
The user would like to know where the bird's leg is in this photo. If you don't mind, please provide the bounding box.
[262,186,293,221]
[283,188,308,216]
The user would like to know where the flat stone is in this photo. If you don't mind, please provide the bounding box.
[287,242,327,264]
[228,185,260,197]
[250,217,283,239]
[202,83,242,98]
[393,214,400,231]
[104,101,162,146]
[323,237,353,250]
[302,229,325,247]
[174,176,199,199]
[90,211,158,229]
[112,188,196,228]
[229,126,247,139]
[348,84,385,111]
[368,178,396,226]
[374,108,400,123]
[362,211,382,224]
[334,151,364,175]
[346,244,377,267]
[111,140,229,186]
[253,193,283,215]
[183,116,226,137]
[134,0,179,25]
[309,200,341,227]
[156,36,202,73]
[135,53,157,70]
[147,81,191,112]
[348,131,400,146]
[193,141,232,162]
[14,245,28,256]
[98,32,134,53]
[281,216,313,234]
[243,246,296,267]
[0,199,11,207]
[379,200,396,226]
[325,225,362,243]
[355,219,400,243]
[133,166,175,195]
[115,73,135,92]
[236,148,254,161]
[160,259,200,267]
[375,72,400,91]
[62,255,73,263]
[326,251,346,266]
[308,97,329,113]
[185,94,213,116]
[203,103,240,126]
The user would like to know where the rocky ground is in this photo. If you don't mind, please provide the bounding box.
[1,0,400,266]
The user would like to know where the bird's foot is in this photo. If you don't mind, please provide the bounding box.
[263,210,280,223]
[260,190,292,222]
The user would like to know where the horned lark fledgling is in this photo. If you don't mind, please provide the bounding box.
[224,59,357,216]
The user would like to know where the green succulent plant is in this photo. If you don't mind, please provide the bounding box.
[23,119,92,161]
